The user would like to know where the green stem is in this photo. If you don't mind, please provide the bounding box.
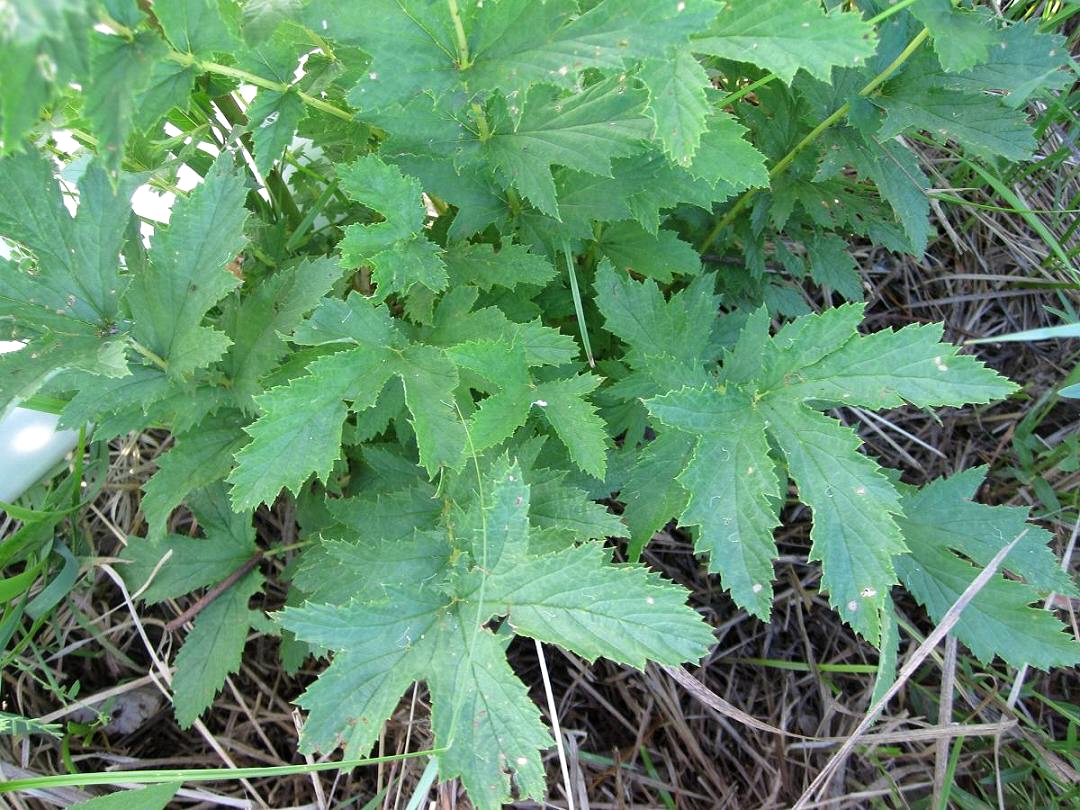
[699,27,931,252]
[446,0,471,68]
[167,52,354,122]
[129,340,168,371]
[0,750,447,793]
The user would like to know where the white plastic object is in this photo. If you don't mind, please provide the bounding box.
[0,407,80,503]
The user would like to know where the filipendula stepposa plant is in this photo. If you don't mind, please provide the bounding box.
[1,0,1077,805]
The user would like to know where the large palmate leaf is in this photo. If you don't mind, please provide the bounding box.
[280,460,711,808]
[642,301,1014,642]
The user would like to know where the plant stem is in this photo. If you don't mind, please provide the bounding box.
[164,552,263,632]
[698,27,931,252]
[446,0,472,68]
[129,339,168,371]
[167,52,354,122]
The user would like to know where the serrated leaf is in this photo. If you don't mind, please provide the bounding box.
[529,469,627,550]
[822,130,931,256]
[646,387,781,618]
[141,413,248,539]
[125,483,256,602]
[693,0,877,83]
[85,31,165,178]
[338,155,447,297]
[0,2,89,152]
[533,374,608,480]
[133,59,196,129]
[594,261,718,377]
[428,623,551,809]
[279,587,447,755]
[397,343,467,473]
[807,233,862,301]
[296,530,449,606]
[483,541,713,667]
[620,430,693,560]
[227,347,392,510]
[896,471,1079,669]
[172,569,263,727]
[761,402,904,642]
[595,221,701,283]
[125,156,248,377]
[640,49,711,165]
[946,21,1071,109]
[464,0,720,105]
[0,152,136,325]
[911,0,993,74]
[875,73,1036,161]
[155,0,239,56]
[248,88,306,176]
[481,80,652,219]
[221,257,341,405]
[773,320,1019,408]
[443,242,556,291]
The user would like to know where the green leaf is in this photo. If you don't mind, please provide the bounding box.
[463,0,720,105]
[595,221,701,283]
[484,541,714,667]
[639,49,711,166]
[248,88,306,176]
[945,20,1071,109]
[125,156,248,376]
[693,0,877,83]
[529,469,627,550]
[875,66,1036,161]
[140,413,249,539]
[620,430,693,560]
[220,257,342,405]
[295,530,448,606]
[0,152,136,324]
[428,623,551,809]
[0,1,89,152]
[68,783,179,810]
[773,320,1019,408]
[760,402,904,643]
[154,0,239,56]
[396,343,467,474]
[594,260,718,378]
[821,130,931,256]
[443,242,556,292]
[807,233,862,301]
[172,569,263,727]
[646,387,781,618]
[125,484,256,602]
[133,59,197,129]
[338,155,447,297]
[85,31,166,178]
[910,0,993,74]
[227,347,390,510]
[279,587,447,756]
[481,80,652,219]
[896,471,1079,669]
[533,374,608,480]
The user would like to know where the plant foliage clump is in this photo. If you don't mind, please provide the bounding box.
[0,0,1077,805]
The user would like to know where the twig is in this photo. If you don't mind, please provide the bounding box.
[165,553,264,632]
